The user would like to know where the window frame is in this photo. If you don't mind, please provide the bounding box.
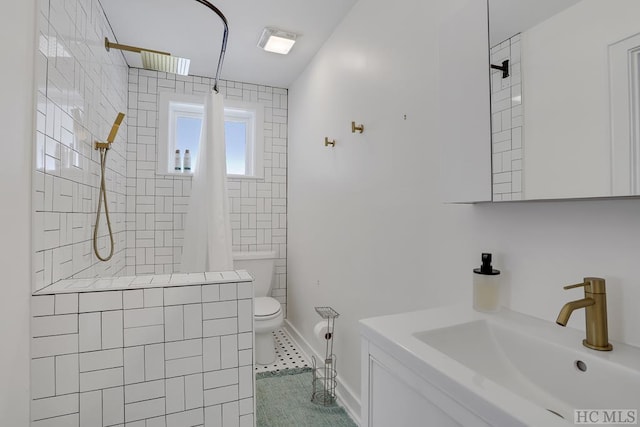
[224,99,264,179]
[158,92,204,176]
[158,92,264,178]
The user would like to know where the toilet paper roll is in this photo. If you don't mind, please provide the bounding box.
[313,321,333,342]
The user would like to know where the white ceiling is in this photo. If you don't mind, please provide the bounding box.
[489,0,582,46]
[100,0,359,88]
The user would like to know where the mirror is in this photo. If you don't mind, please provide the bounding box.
[488,0,640,200]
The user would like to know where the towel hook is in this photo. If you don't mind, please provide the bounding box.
[490,59,509,79]
[324,137,336,147]
[351,121,364,134]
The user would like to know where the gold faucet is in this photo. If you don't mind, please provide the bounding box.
[556,277,612,351]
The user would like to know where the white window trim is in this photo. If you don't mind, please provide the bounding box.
[158,92,264,178]
[225,99,264,179]
[158,92,205,176]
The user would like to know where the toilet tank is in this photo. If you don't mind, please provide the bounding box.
[233,251,276,297]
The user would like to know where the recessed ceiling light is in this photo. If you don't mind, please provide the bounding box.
[257,27,297,55]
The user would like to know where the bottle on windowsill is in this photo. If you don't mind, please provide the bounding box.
[184,149,191,172]
[174,149,182,172]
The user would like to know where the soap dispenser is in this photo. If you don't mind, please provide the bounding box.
[473,253,501,312]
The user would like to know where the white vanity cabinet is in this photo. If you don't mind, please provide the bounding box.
[359,306,616,427]
[360,338,492,427]
[438,0,492,203]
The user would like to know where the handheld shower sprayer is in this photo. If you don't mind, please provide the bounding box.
[107,112,125,144]
[95,112,125,150]
[93,112,125,262]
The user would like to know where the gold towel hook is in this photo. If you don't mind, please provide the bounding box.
[324,137,336,147]
[351,121,364,134]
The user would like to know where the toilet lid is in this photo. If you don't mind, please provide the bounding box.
[255,297,281,317]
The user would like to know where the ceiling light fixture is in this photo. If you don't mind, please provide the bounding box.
[257,27,297,55]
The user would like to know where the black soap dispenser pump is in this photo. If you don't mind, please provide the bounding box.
[473,253,501,312]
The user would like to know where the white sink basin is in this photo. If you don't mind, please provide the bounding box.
[360,305,640,426]
[414,317,640,420]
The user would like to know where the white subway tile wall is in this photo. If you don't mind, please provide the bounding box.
[33,0,288,317]
[491,34,523,201]
[126,69,288,315]
[31,282,254,427]
[32,0,129,292]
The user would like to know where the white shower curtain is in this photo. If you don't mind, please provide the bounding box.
[180,91,234,272]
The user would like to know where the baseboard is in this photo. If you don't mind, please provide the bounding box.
[283,319,362,426]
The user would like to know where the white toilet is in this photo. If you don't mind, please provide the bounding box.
[233,251,283,365]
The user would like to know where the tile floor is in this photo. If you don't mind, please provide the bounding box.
[255,329,310,372]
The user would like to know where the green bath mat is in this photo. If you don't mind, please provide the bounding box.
[256,368,357,427]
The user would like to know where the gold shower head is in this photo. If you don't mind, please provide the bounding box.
[105,37,191,76]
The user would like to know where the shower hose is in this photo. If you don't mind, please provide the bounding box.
[93,147,114,261]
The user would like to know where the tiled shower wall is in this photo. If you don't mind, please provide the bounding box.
[490,34,523,201]
[126,70,288,314]
[32,0,129,292]
[30,280,254,426]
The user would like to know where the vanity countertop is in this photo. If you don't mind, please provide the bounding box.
[360,305,640,426]
[34,270,253,295]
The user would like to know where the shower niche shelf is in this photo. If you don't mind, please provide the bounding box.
[311,306,339,406]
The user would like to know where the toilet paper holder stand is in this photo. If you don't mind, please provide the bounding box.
[311,306,339,406]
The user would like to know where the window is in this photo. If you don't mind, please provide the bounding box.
[225,106,260,176]
[158,93,264,178]
[168,99,203,173]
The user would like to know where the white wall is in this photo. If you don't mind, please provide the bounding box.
[0,1,35,425]
[288,0,640,414]
[32,0,129,292]
[522,0,640,199]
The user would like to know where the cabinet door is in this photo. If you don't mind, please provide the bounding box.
[438,0,492,203]
[369,357,462,427]
[362,340,492,427]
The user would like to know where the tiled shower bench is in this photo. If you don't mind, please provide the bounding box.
[30,271,255,427]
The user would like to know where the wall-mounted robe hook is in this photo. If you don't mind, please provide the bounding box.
[351,121,364,134]
[324,137,336,147]
[490,59,509,79]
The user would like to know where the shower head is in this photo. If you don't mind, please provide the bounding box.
[105,37,191,76]
[140,51,190,76]
[96,112,125,150]
[107,112,125,144]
